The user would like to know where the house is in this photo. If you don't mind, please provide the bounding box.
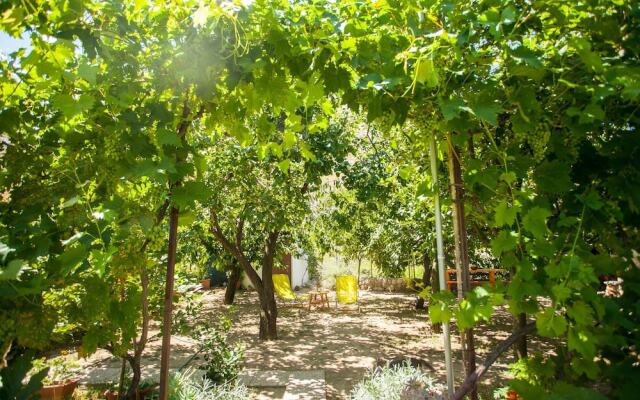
[240,253,311,289]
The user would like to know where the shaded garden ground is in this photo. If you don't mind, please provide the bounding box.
[198,288,555,399]
[67,287,556,399]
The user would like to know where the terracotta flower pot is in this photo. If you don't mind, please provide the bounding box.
[39,379,79,400]
[104,390,119,400]
[506,389,519,400]
[200,278,211,289]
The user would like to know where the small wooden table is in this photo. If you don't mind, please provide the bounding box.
[308,290,331,310]
[446,268,508,291]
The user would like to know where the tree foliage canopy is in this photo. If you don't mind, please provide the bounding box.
[1,0,639,397]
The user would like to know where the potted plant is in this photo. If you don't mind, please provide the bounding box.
[200,276,211,289]
[506,389,519,400]
[32,356,80,400]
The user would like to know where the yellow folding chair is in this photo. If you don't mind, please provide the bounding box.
[335,275,360,311]
[272,274,306,307]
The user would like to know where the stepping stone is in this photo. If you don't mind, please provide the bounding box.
[239,369,326,400]
[284,370,325,400]
[238,369,290,387]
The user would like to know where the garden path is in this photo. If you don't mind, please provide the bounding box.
[70,288,555,399]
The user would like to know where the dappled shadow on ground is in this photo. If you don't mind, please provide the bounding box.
[200,288,557,399]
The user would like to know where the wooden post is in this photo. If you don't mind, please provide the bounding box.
[447,135,478,400]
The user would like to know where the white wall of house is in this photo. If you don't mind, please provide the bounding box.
[291,254,310,289]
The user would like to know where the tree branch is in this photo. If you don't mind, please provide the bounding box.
[451,322,537,400]
[209,208,263,291]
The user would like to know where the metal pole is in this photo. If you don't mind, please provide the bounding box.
[430,133,455,396]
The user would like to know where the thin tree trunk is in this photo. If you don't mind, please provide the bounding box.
[259,232,279,340]
[416,253,432,310]
[448,136,478,400]
[357,257,362,286]
[117,358,126,398]
[158,96,201,400]
[158,206,179,400]
[514,313,528,359]
[224,260,241,305]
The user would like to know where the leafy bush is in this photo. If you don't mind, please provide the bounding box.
[0,352,47,400]
[351,362,444,400]
[169,368,248,400]
[195,314,244,384]
[30,355,80,384]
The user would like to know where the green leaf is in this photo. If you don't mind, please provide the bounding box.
[567,301,593,326]
[277,159,291,174]
[415,58,439,88]
[57,244,88,276]
[77,63,98,84]
[579,191,604,210]
[534,160,571,193]
[491,230,518,257]
[172,181,212,209]
[568,327,597,358]
[398,166,412,180]
[89,247,116,278]
[299,141,316,161]
[469,100,502,125]
[522,206,551,239]
[0,259,26,281]
[438,96,465,121]
[52,93,94,118]
[61,196,79,208]
[494,201,519,226]
[157,129,182,147]
[283,131,297,149]
[536,307,567,337]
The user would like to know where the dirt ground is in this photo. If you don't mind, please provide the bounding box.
[198,288,554,399]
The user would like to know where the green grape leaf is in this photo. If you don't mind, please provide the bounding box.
[277,159,291,174]
[157,129,182,147]
[536,308,567,337]
[415,58,439,88]
[494,201,519,226]
[534,161,571,193]
[0,259,26,281]
[77,63,99,84]
[522,206,551,238]
[491,230,518,257]
[172,181,212,209]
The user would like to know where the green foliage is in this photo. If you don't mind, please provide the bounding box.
[350,362,443,400]
[30,356,80,385]
[168,368,249,400]
[195,314,244,385]
[1,0,639,396]
[0,352,47,400]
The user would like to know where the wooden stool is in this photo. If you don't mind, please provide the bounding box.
[308,290,330,310]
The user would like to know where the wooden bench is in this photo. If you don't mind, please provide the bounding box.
[446,268,508,291]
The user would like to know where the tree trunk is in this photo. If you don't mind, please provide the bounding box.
[158,206,179,400]
[514,313,528,359]
[447,136,478,400]
[258,291,278,340]
[357,257,362,286]
[258,232,279,340]
[126,356,141,399]
[415,253,433,310]
[224,260,241,305]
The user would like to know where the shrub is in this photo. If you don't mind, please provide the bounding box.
[351,362,444,400]
[169,368,248,400]
[195,314,243,384]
